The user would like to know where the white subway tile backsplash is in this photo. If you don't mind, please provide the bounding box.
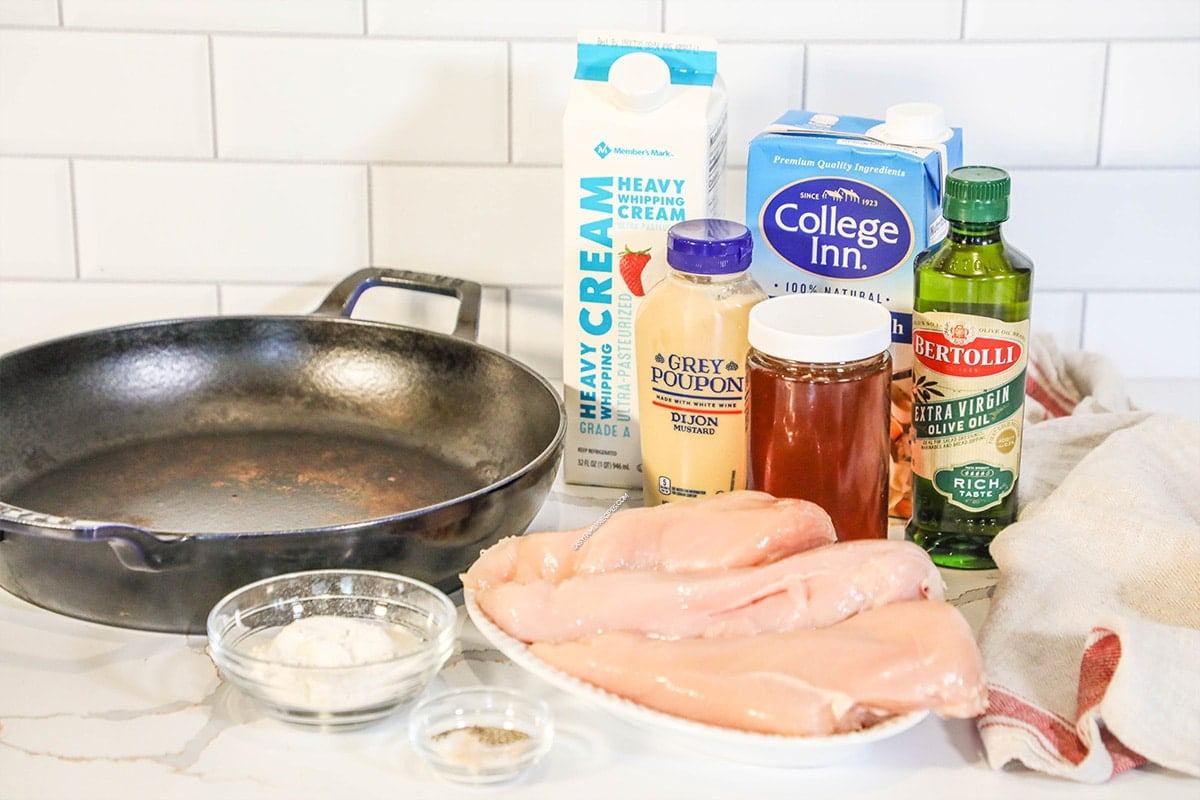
[511,41,574,166]
[0,30,212,158]
[1004,168,1200,292]
[1030,291,1085,352]
[218,282,330,315]
[1126,378,1200,419]
[1083,292,1200,379]
[371,166,561,286]
[806,43,1107,168]
[965,0,1200,40]
[366,0,661,39]
[74,161,369,283]
[0,159,74,279]
[665,0,962,41]
[61,0,363,33]
[727,167,748,225]
[722,44,805,168]
[0,280,218,355]
[509,287,563,381]
[218,281,509,352]
[0,2,1192,382]
[0,0,57,25]
[1102,42,1200,167]
[213,37,507,163]
[480,287,510,354]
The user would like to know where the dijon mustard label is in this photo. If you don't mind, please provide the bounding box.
[910,311,1029,512]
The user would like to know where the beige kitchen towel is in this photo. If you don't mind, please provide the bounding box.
[977,412,1200,782]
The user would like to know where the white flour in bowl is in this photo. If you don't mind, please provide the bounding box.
[241,615,423,713]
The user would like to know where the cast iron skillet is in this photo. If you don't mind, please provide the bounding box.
[0,269,565,633]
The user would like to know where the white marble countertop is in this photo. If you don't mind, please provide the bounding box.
[2,473,1197,800]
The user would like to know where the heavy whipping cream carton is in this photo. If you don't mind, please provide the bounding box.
[563,30,727,488]
[745,104,963,516]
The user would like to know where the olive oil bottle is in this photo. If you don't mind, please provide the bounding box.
[906,166,1032,569]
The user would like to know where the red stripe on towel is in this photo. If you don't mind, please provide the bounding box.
[1078,628,1149,776]
[1026,359,1077,418]
[982,686,1090,766]
[982,635,1149,781]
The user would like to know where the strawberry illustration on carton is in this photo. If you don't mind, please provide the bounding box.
[618,245,652,297]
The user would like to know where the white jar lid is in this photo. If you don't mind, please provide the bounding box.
[608,52,672,111]
[748,294,893,363]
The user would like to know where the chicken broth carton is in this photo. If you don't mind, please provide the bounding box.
[745,106,963,517]
[563,30,727,488]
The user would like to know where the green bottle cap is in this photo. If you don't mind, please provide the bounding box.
[944,165,1011,223]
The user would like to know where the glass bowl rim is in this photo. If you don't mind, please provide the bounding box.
[206,568,457,671]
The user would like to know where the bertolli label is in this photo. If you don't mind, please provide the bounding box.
[910,312,1029,512]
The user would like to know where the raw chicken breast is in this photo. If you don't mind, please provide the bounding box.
[475,539,943,643]
[529,599,987,736]
[462,491,835,591]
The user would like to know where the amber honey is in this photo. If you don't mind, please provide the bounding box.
[745,294,892,540]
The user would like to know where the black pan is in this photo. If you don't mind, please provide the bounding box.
[0,269,565,633]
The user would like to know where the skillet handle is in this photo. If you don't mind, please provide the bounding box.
[314,268,482,341]
[0,500,188,573]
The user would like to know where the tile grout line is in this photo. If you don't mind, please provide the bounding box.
[501,25,513,350]
[66,158,81,279]
[800,43,809,108]
[506,40,514,165]
[208,35,220,159]
[1078,292,1090,351]
[1095,42,1111,168]
[365,165,375,269]
[504,286,512,355]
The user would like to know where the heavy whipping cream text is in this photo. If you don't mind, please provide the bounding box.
[577,177,615,339]
[616,176,688,222]
[574,176,630,436]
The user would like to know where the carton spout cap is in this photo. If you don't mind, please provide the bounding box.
[608,52,672,111]
[871,102,953,145]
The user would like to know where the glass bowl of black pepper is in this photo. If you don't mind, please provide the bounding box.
[409,686,555,783]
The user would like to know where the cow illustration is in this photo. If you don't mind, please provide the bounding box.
[821,188,845,200]
[842,187,862,202]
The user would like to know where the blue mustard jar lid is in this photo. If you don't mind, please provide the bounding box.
[666,219,754,275]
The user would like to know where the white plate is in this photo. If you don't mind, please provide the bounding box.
[463,590,929,768]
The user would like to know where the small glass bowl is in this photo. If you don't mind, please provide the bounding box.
[206,569,457,730]
[409,687,554,784]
